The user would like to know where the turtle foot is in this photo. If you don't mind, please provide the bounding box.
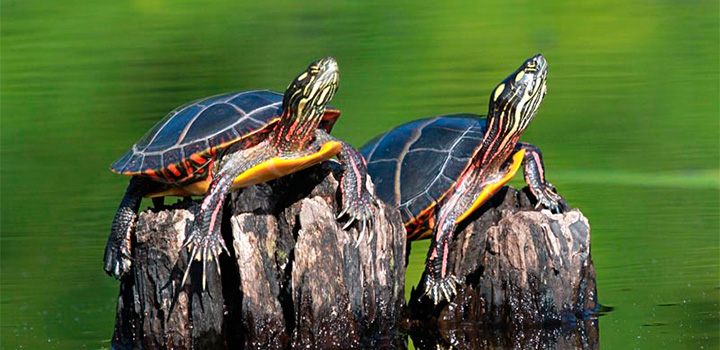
[423,275,462,305]
[181,225,229,290]
[104,239,133,279]
[337,183,375,244]
[104,209,135,279]
[532,183,565,214]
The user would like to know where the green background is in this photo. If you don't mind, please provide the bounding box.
[2,1,718,348]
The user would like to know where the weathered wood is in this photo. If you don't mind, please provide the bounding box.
[111,163,598,349]
[408,187,598,349]
[228,164,406,349]
[111,203,227,350]
[111,164,406,349]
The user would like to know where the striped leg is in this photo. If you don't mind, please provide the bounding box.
[517,142,564,213]
[422,172,483,304]
[424,210,462,304]
[104,177,151,278]
[314,130,375,240]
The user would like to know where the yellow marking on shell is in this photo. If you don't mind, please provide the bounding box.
[231,141,342,189]
[148,141,342,196]
[147,177,211,198]
[493,83,505,101]
[455,149,526,224]
[514,70,525,82]
[297,72,308,81]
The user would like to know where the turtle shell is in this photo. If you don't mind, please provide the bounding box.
[111,90,340,183]
[360,115,487,224]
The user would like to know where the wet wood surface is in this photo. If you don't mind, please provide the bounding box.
[110,166,597,350]
[408,187,598,349]
[111,164,406,349]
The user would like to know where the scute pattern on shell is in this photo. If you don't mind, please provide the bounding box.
[360,115,487,223]
[112,90,283,175]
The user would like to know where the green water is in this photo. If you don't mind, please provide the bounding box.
[2,1,718,349]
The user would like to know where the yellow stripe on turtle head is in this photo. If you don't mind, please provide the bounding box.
[455,149,526,224]
[231,140,342,189]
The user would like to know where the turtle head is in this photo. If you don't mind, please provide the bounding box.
[488,54,548,132]
[282,57,339,122]
[275,57,339,150]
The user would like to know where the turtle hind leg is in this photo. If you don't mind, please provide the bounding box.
[517,142,565,213]
[314,130,375,242]
[104,177,151,278]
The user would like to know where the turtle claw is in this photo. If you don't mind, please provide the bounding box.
[181,245,198,287]
[105,244,132,279]
[342,216,356,230]
[336,207,349,219]
[338,192,375,245]
[180,226,225,290]
[202,247,208,291]
[104,221,134,279]
[532,182,564,214]
[366,217,375,242]
[423,275,462,305]
[354,228,365,248]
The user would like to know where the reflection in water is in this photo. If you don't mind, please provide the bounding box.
[410,305,616,349]
[410,319,599,350]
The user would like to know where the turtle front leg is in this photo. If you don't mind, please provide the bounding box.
[517,142,565,213]
[104,177,151,278]
[422,173,485,304]
[314,130,375,239]
[424,205,463,304]
[182,146,269,289]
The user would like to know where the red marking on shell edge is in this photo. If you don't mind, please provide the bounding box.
[168,164,182,177]
[144,169,164,182]
[190,153,207,165]
[405,207,436,240]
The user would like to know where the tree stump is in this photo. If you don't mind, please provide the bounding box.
[407,187,599,350]
[111,164,407,349]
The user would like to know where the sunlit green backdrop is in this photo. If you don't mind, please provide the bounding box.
[2,1,718,349]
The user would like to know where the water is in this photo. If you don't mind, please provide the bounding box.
[1,1,718,348]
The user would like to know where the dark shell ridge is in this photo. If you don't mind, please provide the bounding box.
[112,90,283,174]
[360,115,487,222]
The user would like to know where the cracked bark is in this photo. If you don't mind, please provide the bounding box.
[408,187,599,350]
[110,164,406,350]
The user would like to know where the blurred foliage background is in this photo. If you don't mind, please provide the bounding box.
[1,0,718,348]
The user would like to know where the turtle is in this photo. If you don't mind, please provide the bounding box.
[360,54,564,304]
[106,57,373,282]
